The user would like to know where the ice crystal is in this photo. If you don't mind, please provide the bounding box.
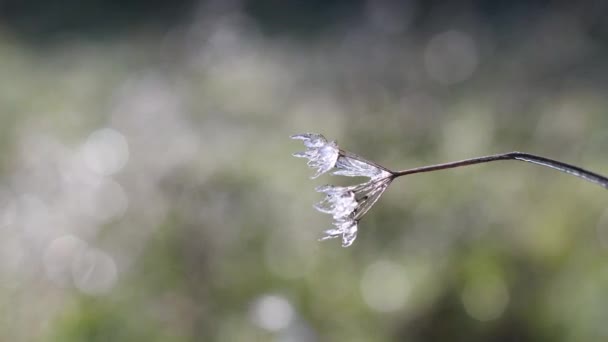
[291,133,339,179]
[292,133,394,247]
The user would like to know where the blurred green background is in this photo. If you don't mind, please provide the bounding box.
[1,0,608,341]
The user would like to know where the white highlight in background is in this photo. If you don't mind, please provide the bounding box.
[81,128,129,176]
[249,294,295,332]
[72,247,118,295]
[43,235,87,287]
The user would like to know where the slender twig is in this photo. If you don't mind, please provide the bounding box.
[391,152,608,189]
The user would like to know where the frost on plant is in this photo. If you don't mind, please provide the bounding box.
[291,133,393,247]
[292,133,608,246]
[291,133,340,179]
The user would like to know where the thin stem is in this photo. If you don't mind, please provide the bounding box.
[392,152,608,189]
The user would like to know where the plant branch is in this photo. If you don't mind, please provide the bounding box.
[392,152,608,189]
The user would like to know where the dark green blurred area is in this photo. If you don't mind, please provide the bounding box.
[2,1,608,341]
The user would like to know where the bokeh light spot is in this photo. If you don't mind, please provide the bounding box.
[249,294,295,332]
[81,128,129,176]
[360,260,410,312]
[86,179,129,223]
[43,235,87,287]
[71,247,118,295]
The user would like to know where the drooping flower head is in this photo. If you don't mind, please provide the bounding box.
[291,133,608,247]
[291,133,340,178]
[291,133,394,247]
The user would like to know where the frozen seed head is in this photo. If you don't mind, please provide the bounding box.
[291,133,394,247]
[321,220,358,247]
[314,178,392,246]
[291,134,608,246]
[291,133,339,179]
[291,133,392,180]
[314,185,358,221]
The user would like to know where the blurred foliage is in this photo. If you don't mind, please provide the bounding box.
[1,1,608,341]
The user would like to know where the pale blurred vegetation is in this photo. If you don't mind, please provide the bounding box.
[1,1,608,341]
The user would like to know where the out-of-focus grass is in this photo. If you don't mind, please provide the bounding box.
[1,3,608,341]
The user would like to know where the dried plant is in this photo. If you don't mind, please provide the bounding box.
[292,133,608,247]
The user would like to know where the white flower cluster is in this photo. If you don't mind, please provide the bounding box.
[292,133,394,247]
